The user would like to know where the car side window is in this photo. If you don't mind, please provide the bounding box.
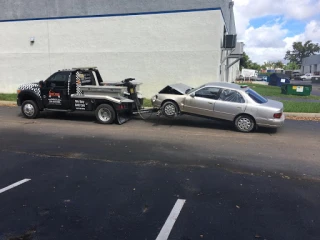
[219,89,245,103]
[47,72,70,87]
[195,87,221,100]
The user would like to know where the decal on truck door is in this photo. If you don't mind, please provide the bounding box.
[48,90,62,105]
[74,100,86,110]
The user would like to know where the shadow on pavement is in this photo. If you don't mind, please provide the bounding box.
[16,110,280,135]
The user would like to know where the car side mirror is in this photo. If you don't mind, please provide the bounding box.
[190,93,195,98]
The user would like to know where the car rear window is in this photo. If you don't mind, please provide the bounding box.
[245,89,268,104]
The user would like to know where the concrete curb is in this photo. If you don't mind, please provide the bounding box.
[284,112,320,118]
[0,100,16,106]
[0,100,319,117]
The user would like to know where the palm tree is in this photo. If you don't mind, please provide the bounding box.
[262,61,274,70]
[274,60,284,69]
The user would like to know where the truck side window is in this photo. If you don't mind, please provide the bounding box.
[47,72,70,87]
[80,71,94,85]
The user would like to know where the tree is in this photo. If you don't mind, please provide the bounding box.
[284,40,320,66]
[240,52,252,70]
[284,62,300,70]
[240,52,261,71]
[261,61,274,70]
[249,62,261,71]
[274,60,284,69]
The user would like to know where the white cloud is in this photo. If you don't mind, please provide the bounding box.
[234,0,320,64]
[244,21,320,64]
[305,20,320,42]
[244,24,288,48]
[240,23,289,63]
[245,47,287,64]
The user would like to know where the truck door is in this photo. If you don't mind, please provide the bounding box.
[41,71,71,109]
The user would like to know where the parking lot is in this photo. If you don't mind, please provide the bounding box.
[1,106,320,240]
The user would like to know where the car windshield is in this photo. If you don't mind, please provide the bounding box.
[245,88,268,104]
[186,84,205,94]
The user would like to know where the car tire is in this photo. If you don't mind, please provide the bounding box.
[162,101,179,118]
[95,104,115,124]
[21,100,40,119]
[234,115,255,133]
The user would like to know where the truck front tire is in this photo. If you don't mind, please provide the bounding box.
[21,100,40,119]
[95,104,115,124]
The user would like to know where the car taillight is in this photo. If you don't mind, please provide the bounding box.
[273,113,282,118]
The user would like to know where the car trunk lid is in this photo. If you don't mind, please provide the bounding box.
[262,99,284,112]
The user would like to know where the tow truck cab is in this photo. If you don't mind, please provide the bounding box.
[17,67,143,124]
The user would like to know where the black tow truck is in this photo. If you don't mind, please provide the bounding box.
[17,67,145,124]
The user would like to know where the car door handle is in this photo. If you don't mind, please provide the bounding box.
[208,102,213,104]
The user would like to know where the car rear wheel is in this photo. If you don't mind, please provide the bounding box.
[235,115,255,133]
[21,100,39,119]
[95,104,115,124]
[162,101,179,118]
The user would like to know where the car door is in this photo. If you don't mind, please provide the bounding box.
[41,72,71,109]
[183,87,221,117]
[213,89,247,121]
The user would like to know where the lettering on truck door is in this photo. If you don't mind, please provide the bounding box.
[42,72,71,109]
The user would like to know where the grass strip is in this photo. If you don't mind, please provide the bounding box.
[0,93,16,101]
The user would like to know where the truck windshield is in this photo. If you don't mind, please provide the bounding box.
[246,88,268,104]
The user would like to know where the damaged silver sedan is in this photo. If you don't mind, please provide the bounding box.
[151,82,285,132]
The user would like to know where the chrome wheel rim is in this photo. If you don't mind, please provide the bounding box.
[23,103,35,117]
[164,104,176,116]
[237,117,252,131]
[98,108,111,122]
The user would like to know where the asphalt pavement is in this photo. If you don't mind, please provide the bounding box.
[0,106,320,240]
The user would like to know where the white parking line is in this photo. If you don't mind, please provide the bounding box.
[0,179,31,194]
[156,199,186,240]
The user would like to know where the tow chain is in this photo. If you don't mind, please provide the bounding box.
[134,99,156,120]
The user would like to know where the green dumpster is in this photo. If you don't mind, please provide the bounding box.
[281,84,312,96]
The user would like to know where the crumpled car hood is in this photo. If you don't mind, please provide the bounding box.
[159,83,192,95]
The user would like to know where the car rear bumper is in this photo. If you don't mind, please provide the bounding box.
[257,113,285,128]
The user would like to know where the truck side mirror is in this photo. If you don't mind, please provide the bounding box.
[39,80,44,88]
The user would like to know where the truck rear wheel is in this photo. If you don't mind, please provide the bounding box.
[21,100,40,119]
[95,104,115,124]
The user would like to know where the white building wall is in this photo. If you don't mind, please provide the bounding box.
[227,57,240,82]
[311,64,319,73]
[0,10,225,97]
[303,66,311,74]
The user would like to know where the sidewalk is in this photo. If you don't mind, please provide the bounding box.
[267,96,320,103]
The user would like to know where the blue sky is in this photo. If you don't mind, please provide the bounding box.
[234,0,320,64]
[250,16,306,37]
